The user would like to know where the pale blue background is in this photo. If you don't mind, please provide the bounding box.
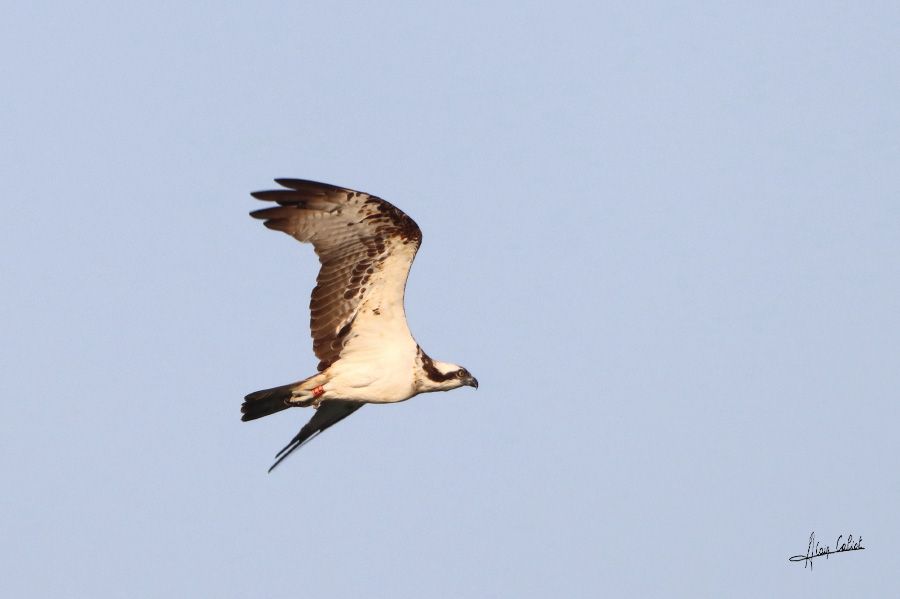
[2,2,898,597]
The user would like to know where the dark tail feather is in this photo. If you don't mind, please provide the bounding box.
[241,383,297,422]
[268,401,364,473]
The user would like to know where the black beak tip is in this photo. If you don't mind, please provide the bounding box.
[470,377,479,389]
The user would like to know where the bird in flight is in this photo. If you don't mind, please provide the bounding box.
[242,179,478,471]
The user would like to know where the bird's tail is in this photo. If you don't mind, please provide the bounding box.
[241,382,297,421]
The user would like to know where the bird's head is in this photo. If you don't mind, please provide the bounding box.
[418,357,478,393]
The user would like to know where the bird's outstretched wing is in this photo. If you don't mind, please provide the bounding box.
[268,401,364,472]
[251,179,423,371]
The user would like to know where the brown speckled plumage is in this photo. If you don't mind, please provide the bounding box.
[250,179,422,371]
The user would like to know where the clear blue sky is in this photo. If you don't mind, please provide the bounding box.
[2,2,898,597]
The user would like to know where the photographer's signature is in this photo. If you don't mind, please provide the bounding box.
[789,532,864,569]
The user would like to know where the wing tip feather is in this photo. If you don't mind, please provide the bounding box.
[274,178,350,193]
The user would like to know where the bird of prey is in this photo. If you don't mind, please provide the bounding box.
[242,179,478,471]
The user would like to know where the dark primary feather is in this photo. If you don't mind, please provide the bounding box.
[267,401,364,473]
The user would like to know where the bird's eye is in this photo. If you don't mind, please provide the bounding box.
[456,369,467,378]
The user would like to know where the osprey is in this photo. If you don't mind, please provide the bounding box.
[242,179,478,471]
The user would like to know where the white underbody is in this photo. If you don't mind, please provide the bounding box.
[291,255,427,405]
[316,310,420,404]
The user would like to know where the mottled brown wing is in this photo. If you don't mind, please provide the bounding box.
[250,179,422,370]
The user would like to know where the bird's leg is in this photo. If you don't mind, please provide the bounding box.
[309,385,325,408]
[291,378,329,408]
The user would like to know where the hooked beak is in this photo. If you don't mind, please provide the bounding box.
[465,376,478,389]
